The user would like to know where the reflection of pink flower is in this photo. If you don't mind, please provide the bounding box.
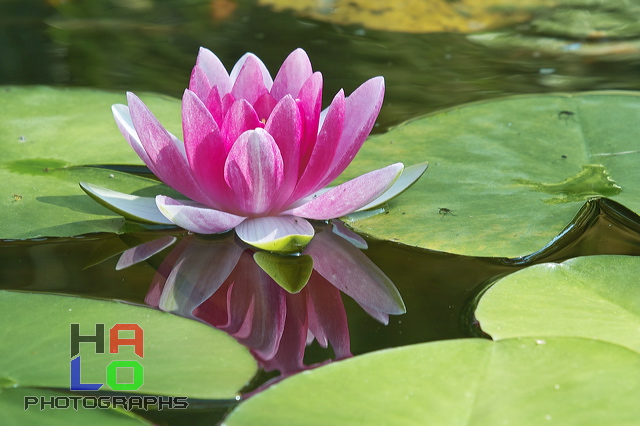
[141,224,404,375]
[82,48,426,252]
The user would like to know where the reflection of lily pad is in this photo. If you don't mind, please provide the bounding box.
[0,86,181,239]
[476,255,640,354]
[532,6,640,39]
[225,337,640,424]
[339,91,640,258]
[259,0,558,34]
[470,0,640,60]
[0,291,257,398]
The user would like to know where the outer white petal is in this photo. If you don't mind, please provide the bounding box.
[355,162,428,211]
[80,182,173,225]
[156,195,246,234]
[236,216,314,253]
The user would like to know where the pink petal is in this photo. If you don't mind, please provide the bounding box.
[191,47,231,95]
[111,103,152,166]
[270,48,313,101]
[156,195,246,234]
[126,92,208,204]
[235,216,314,251]
[264,95,303,209]
[229,53,273,89]
[220,99,263,152]
[253,92,278,122]
[230,54,272,105]
[289,163,403,220]
[182,90,232,209]
[221,92,236,117]
[204,85,224,126]
[296,72,323,175]
[188,65,213,104]
[318,76,385,187]
[224,129,284,215]
[290,89,345,201]
[303,228,405,315]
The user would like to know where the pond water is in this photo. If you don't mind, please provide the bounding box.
[4,0,640,424]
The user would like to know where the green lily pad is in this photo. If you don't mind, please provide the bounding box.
[0,387,151,425]
[0,290,257,399]
[0,86,181,239]
[224,337,640,425]
[340,91,640,257]
[475,255,640,353]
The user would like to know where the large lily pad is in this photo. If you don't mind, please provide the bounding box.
[340,91,640,257]
[475,255,640,353]
[0,86,181,239]
[0,290,257,399]
[224,337,640,425]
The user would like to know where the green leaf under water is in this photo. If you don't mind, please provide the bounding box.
[0,86,181,240]
[475,255,640,354]
[253,252,314,294]
[340,91,640,257]
[0,291,257,399]
[223,337,640,425]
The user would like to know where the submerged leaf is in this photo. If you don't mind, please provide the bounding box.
[253,252,314,293]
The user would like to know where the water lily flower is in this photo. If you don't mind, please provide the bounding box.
[81,48,427,252]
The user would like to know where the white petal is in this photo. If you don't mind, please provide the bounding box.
[236,216,314,253]
[156,195,246,234]
[356,162,428,211]
[80,182,173,224]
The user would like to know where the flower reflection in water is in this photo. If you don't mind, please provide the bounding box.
[122,222,404,377]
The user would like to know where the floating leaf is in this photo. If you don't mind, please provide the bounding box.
[0,291,257,399]
[340,91,640,257]
[0,86,181,239]
[476,255,640,353]
[224,337,640,425]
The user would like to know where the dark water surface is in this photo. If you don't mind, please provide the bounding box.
[4,0,640,424]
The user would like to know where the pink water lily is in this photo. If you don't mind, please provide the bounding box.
[81,48,427,252]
